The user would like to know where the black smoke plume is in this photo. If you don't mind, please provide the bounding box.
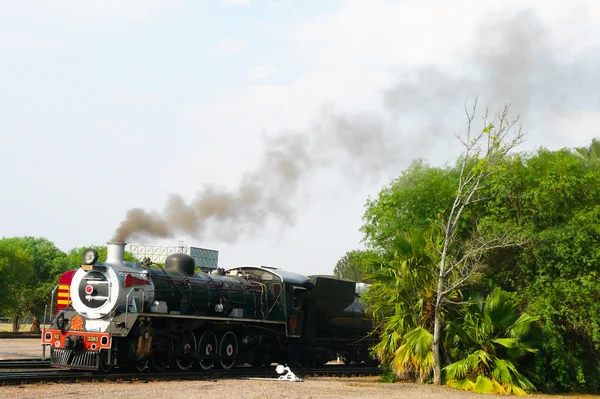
[113,11,600,242]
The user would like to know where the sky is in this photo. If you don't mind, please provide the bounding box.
[1,0,599,277]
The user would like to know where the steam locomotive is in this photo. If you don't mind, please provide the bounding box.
[41,242,376,371]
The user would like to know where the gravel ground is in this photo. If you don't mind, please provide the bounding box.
[1,339,599,399]
[2,378,600,399]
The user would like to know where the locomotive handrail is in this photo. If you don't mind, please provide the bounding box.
[124,287,154,328]
[108,281,114,337]
[106,280,116,367]
[48,284,59,323]
[125,287,139,329]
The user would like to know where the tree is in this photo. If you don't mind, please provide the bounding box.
[574,137,600,165]
[444,288,537,395]
[364,229,441,382]
[333,250,378,282]
[361,160,458,249]
[361,133,600,392]
[431,103,525,384]
[0,242,33,331]
[494,147,600,392]
[0,237,69,330]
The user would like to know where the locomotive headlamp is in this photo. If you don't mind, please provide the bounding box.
[82,248,99,265]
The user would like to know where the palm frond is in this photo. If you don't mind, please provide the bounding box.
[448,378,475,391]
[392,326,433,382]
[491,337,519,348]
[473,375,495,394]
[506,313,538,338]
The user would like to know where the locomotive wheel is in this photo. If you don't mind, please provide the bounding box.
[175,332,197,371]
[135,360,149,372]
[219,331,238,370]
[196,331,218,370]
[150,336,173,372]
[99,350,113,373]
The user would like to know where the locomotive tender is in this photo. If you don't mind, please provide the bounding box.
[41,242,375,371]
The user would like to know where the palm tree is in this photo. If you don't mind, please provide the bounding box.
[364,229,442,382]
[444,288,537,395]
[574,138,600,165]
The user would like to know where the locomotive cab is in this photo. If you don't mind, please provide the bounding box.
[225,265,313,337]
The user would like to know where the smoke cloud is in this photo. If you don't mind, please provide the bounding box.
[113,11,600,243]
[113,112,401,242]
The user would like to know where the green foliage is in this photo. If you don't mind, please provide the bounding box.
[480,145,600,392]
[364,229,441,382]
[361,160,458,250]
[391,326,434,383]
[362,137,600,393]
[0,242,33,327]
[0,237,70,324]
[574,137,600,165]
[378,363,398,383]
[444,289,537,395]
[332,249,379,282]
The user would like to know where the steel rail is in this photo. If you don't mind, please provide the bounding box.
[0,358,51,369]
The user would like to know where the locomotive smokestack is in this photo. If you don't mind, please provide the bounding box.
[106,242,126,266]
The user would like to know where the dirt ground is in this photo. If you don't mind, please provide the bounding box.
[3,377,600,399]
[0,338,44,360]
[1,339,599,399]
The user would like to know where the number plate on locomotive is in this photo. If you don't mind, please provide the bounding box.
[87,336,99,342]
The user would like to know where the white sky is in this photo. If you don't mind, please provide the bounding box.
[1,0,598,276]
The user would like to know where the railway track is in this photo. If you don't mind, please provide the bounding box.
[0,332,41,339]
[0,364,381,385]
[0,358,51,369]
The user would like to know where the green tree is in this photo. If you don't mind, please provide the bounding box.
[362,160,458,249]
[361,136,600,392]
[333,250,378,282]
[429,103,525,385]
[574,137,600,165]
[465,142,600,392]
[0,237,69,330]
[0,242,33,330]
[364,229,441,382]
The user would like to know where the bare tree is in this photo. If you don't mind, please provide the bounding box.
[431,101,525,385]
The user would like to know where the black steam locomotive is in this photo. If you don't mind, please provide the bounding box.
[41,242,376,371]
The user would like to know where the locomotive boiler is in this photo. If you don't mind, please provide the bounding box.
[42,242,376,371]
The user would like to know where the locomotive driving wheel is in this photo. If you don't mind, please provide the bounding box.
[175,332,197,371]
[99,350,113,373]
[135,360,149,372]
[196,331,218,370]
[219,331,238,370]
[150,335,173,372]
